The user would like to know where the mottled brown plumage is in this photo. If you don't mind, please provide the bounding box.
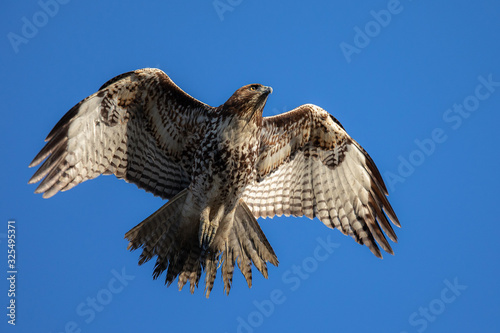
[29,68,399,297]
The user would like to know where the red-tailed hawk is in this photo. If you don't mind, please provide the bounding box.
[29,68,399,297]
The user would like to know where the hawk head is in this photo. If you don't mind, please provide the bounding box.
[222,84,273,122]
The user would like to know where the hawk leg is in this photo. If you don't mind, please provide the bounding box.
[199,205,224,250]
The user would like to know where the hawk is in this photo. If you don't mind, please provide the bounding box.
[29,68,400,297]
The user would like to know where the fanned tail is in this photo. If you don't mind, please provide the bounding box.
[125,193,278,298]
[205,201,279,297]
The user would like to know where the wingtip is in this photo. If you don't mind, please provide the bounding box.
[378,243,396,257]
[28,158,39,169]
[382,204,401,228]
[27,176,38,185]
[41,191,53,199]
[28,154,45,169]
[391,234,399,243]
[371,246,383,259]
[392,216,402,228]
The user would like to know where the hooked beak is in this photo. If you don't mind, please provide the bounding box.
[263,86,273,95]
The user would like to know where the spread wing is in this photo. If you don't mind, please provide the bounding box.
[242,104,400,258]
[29,68,211,199]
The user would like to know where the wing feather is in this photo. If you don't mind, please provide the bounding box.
[29,68,212,199]
[242,104,400,257]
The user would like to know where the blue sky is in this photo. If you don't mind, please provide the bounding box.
[1,0,499,332]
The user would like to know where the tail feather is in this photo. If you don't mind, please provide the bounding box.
[126,189,188,252]
[164,245,194,286]
[238,203,279,267]
[236,244,253,288]
[203,252,219,297]
[125,193,279,298]
[221,249,235,295]
[178,247,203,293]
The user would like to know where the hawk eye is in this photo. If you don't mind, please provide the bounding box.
[250,85,257,91]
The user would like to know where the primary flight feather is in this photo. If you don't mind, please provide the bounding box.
[29,68,400,297]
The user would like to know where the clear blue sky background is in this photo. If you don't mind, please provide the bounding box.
[1,1,499,332]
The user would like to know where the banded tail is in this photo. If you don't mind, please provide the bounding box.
[124,190,278,298]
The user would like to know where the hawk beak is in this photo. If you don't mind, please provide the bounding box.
[264,86,273,95]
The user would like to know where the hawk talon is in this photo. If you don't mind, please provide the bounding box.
[199,222,218,250]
